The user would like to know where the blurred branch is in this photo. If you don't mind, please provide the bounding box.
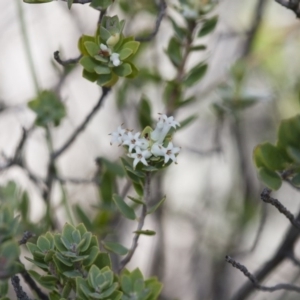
[54,175,100,185]
[118,172,151,272]
[242,0,268,56]
[52,87,111,159]
[226,256,300,293]
[231,208,300,299]
[53,51,82,67]
[60,0,91,4]
[11,275,32,300]
[261,188,300,230]
[136,0,167,42]
[234,203,267,256]
[18,231,35,245]
[21,271,49,300]
[275,0,300,18]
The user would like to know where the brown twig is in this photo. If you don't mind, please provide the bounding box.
[136,0,167,42]
[60,0,91,4]
[53,51,82,67]
[18,231,35,245]
[52,87,110,160]
[118,172,151,272]
[21,271,49,300]
[226,256,300,293]
[11,275,32,300]
[260,188,300,230]
[274,0,300,18]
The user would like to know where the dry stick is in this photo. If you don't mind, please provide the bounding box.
[52,87,110,160]
[118,172,151,272]
[53,51,82,67]
[231,198,300,300]
[226,256,300,293]
[136,0,167,42]
[60,0,91,4]
[234,203,268,256]
[275,0,300,18]
[260,188,300,230]
[11,275,32,300]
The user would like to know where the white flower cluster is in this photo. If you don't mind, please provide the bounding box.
[110,114,181,169]
[100,44,121,67]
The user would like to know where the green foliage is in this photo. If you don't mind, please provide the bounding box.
[78,16,140,87]
[23,0,53,3]
[28,91,66,127]
[253,114,300,190]
[198,16,218,37]
[120,268,162,300]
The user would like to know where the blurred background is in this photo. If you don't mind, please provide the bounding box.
[1,0,300,299]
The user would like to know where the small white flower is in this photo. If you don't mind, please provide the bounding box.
[110,53,121,67]
[151,114,180,143]
[162,142,181,164]
[109,126,127,145]
[139,138,150,150]
[128,147,152,169]
[122,132,142,152]
[151,143,165,157]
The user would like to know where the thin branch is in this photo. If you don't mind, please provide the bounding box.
[275,0,300,18]
[261,188,300,230]
[53,51,82,67]
[226,255,300,293]
[231,208,300,300]
[234,203,267,256]
[18,231,35,245]
[21,271,49,300]
[60,0,92,4]
[52,87,111,160]
[11,275,32,300]
[136,0,167,42]
[54,175,100,185]
[118,172,151,272]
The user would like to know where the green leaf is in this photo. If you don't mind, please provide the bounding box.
[166,37,182,67]
[98,157,125,177]
[287,146,300,163]
[190,45,207,51]
[127,196,146,205]
[80,57,98,73]
[258,167,282,190]
[147,196,166,215]
[183,63,208,87]
[100,27,111,42]
[178,114,198,130]
[292,173,300,187]
[74,205,93,231]
[82,69,98,82]
[93,253,112,270]
[134,230,156,236]
[37,236,51,252]
[112,194,136,220]
[113,63,132,77]
[90,0,113,9]
[122,41,140,55]
[99,170,113,204]
[198,16,218,37]
[97,73,113,86]
[67,0,73,9]
[28,90,66,127]
[133,182,144,197]
[94,65,111,75]
[121,275,132,294]
[256,142,286,171]
[78,35,96,56]
[84,41,99,57]
[83,246,99,266]
[138,96,152,128]
[168,17,188,40]
[103,241,128,255]
[119,48,133,60]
